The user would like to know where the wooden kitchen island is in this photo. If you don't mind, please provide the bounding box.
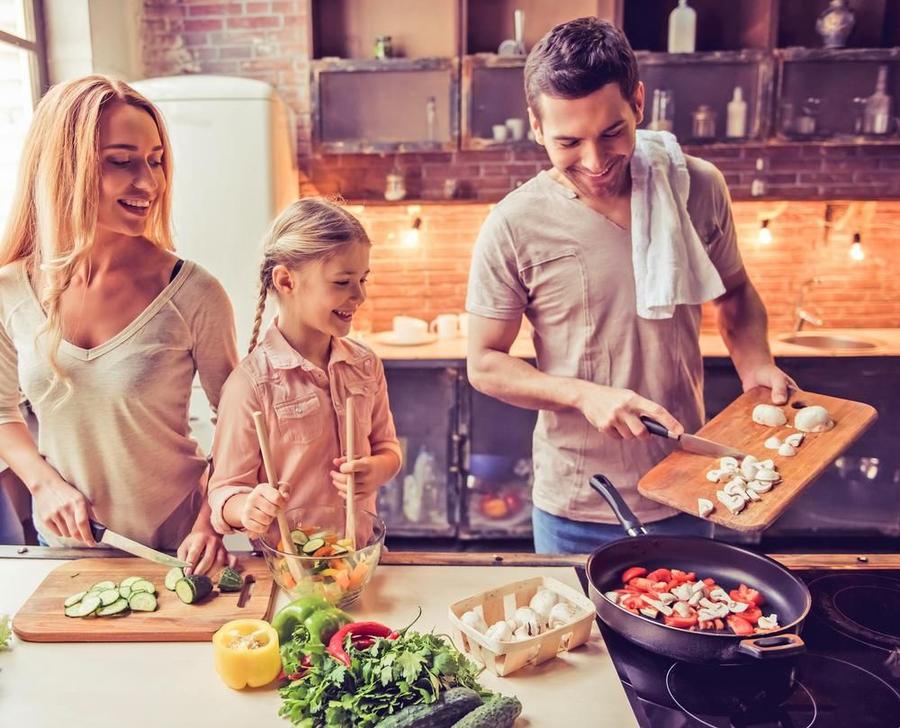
[3,547,899,728]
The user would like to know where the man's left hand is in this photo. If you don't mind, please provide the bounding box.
[741,363,798,405]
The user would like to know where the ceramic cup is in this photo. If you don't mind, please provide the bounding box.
[492,124,509,142]
[429,313,459,340]
[505,118,525,141]
[392,315,428,343]
[458,313,469,338]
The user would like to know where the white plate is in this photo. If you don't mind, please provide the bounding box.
[371,331,439,347]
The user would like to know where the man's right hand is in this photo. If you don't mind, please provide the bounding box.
[32,475,95,545]
[576,383,683,440]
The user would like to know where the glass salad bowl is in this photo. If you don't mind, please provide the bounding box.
[258,505,384,608]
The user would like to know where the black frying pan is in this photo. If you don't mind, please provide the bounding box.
[585,474,811,664]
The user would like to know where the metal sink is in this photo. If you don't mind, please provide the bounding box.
[778,332,881,350]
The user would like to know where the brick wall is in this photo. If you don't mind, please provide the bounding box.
[140,2,900,335]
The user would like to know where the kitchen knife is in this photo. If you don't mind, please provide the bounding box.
[90,521,191,569]
[640,416,746,460]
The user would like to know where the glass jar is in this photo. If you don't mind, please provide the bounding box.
[649,89,675,132]
[691,104,717,140]
[374,35,393,60]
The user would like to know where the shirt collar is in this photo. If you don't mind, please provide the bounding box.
[260,323,365,371]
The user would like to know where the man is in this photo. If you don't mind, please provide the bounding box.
[465,18,794,553]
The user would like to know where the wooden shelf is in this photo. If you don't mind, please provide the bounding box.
[777,0,900,50]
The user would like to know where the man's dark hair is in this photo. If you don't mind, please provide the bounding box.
[524,17,639,117]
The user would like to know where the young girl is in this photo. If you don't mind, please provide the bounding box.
[0,76,237,571]
[208,199,402,538]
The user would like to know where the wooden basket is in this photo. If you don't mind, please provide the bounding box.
[447,575,595,676]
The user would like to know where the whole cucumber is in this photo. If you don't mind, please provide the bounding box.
[375,687,483,728]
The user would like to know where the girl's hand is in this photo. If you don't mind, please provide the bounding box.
[330,456,379,499]
[32,474,95,545]
[177,527,231,576]
[241,481,289,537]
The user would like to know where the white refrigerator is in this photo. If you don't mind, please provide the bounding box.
[133,74,298,451]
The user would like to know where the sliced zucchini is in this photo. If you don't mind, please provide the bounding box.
[64,594,101,618]
[330,544,348,556]
[98,588,121,606]
[128,592,158,612]
[302,537,325,555]
[119,585,132,599]
[165,567,185,591]
[96,598,129,617]
[89,580,116,592]
[290,529,309,546]
[217,566,244,593]
[130,579,156,595]
[64,591,86,608]
[175,574,213,604]
[119,576,141,588]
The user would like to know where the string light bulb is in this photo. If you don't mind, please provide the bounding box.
[758,219,772,245]
[402,216,422,248]
[850,232,865,261]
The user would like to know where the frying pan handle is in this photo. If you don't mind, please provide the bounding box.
[639,416,674,440]
[737,633,805,659]
[589,474,648,537]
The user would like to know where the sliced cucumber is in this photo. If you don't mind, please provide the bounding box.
[330,544,348,556]
[119,576,141,588]
[130,579,156,595]
[64,594,101,618]
[98,588,121,606]
[175,574,213,604]
[63,591,86,608]
[96,598,129,617]
[290,529,309,545]
[89,580,116,592]
[128,592,158,612]
[165,567,185,591]
[119,585,132,599]
[302,537,325,555]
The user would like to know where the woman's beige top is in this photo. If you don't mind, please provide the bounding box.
[208,323,402,534]
[0,259,238,549]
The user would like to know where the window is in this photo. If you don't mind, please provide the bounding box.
[0,0,45,232]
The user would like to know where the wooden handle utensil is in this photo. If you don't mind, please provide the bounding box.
[252,411,303,583]
[344,396,356,551]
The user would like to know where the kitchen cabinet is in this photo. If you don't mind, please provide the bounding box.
[382,355,900,546]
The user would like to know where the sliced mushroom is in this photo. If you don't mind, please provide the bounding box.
[657,593,677,605]
[752,404,787,427]
[755,468,781,483]
[757,614,780,630]
[784,432,805,448]
[708,587,731,603]
[719,456,739,472]
[673,601,693,618]
[639,606,659,619]
[672,583,694,602]
[764,436,782,450]
[688,591,704,607]
[603,591,620,605]
[748,479,773,494]
[706,469,723,482]
[717,490,746,515]
[758,458,776,470]
[745,488,762,502]
[724,480,748,496]
[697,498,714,518]
[728,600,749,614]
[778,442,797,457]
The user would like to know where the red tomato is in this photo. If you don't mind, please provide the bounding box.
[727,615,754,636]
[664,613,699,629]
[628,577,655,592]
[703,577,717,588]
[621,595,644,612]
[714,618,725,631]
[647,568,672,583]
[741,605,763,624]
[730,584,764,606]
[621,567,647,583]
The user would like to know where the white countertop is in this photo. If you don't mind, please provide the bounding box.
[0,555,638,728]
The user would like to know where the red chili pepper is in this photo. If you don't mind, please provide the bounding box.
[326,621,398,667]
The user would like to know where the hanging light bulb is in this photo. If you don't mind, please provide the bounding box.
[849,232,865,261]
[401,216,422,248]
[758,219,772,245]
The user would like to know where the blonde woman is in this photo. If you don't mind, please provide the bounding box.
[0,76,238,573]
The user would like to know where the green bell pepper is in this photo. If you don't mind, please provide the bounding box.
[304,607,351,645]
[271,595,331,643]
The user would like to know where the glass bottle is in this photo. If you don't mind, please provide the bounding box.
[863,65,893,135]
[425,96,437,143]
[649,89,674,132]
[668,0,696,53]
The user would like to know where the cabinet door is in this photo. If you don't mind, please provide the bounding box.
[459,373,538,538]
[380,367,457,536]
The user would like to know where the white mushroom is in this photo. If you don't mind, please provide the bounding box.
[794,405,834,433]
[745,488,762,502]
[688,591,704,607]
[513,625,532,641]
[784,432,805,448]
[706,469,723,482]
[758,458,776,470]
[741,457,760,480]
[748,480,773,494]
[708,587,731,603]
[639,606,659,619]
[529,588,559,623]
[777,442,797,457]
[604,591,620,605]
[485,620,514,642]
[513,606,543,636]
[717,490,746,515]
[697,498,714,518]
[719,456,739,472]
[672,583,694,602]
[728,600,749,614]
[755,468,781,483]
[547,601,578,629]
[724,480,748,497]
[640,595,673,616]
[764,436,782,450]
[460,610,488,634]
[657,593,677,606]
[757,614,780,630]
[691,581,707,594]
[673,601,693,618]
[752,404,787,427]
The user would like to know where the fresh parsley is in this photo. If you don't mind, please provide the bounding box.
[278,630,492,727]
[0,614,11,650]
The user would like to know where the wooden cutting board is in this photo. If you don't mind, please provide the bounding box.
[12,557,277,643]
[638,387,878,532]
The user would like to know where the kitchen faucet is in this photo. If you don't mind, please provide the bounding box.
[793,276,824,332]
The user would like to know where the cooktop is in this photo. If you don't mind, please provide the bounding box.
[576,567,900,728]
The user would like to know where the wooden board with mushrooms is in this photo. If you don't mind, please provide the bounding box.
[637,387,878,532]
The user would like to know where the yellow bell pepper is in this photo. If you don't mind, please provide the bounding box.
[212,619,282,690]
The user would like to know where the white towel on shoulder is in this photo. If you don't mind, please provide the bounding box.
[630,129,725,319]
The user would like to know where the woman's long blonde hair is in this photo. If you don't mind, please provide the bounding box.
[249,198,369,354]
[0,75,175,400]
